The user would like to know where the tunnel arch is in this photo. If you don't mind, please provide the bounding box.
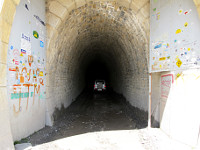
[45,0,150,125]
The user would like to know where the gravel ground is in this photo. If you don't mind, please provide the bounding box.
[27,91,148,146]
[21,91,193,150]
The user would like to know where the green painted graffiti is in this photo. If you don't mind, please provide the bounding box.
[11,92,34,99]
[39,92,45,99]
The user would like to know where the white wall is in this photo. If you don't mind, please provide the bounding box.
[7,0,46,141]
[150,0,200,147]
[160,70,200,147]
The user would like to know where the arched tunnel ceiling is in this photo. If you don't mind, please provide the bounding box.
[45,0,150,113]
[46,0,149,75]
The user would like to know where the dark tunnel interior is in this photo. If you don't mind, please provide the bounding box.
[76,44,121,94]
[84,56,111,91]
[46,1,149,123]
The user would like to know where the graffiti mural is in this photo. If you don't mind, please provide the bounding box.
[8,54,45,114]
[7,0,46,116]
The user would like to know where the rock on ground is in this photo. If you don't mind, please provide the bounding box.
[15,143,32,150]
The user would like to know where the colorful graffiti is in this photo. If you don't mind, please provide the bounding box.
[9,58,45,114]
[8,32,45,116]
[150,0,200,72]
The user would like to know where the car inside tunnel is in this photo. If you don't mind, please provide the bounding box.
[84,55,111,91]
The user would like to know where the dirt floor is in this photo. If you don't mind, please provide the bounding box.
[16,90,195,150]
[27,90,148,146]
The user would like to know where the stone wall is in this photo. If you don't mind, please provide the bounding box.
[45,0,150,125]
[0,0,20,149]
[194,0,200,17]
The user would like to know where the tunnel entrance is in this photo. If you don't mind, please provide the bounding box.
[39,1,150,143]
[46,1,149,127]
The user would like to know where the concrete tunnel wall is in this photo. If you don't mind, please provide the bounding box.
[7,0,46,141]
[45,0,151,126]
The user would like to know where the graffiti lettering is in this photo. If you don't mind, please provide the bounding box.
[9,55,45,114]
[22,33,30,42]
[161,74,173,99]
[34,15,45,26]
